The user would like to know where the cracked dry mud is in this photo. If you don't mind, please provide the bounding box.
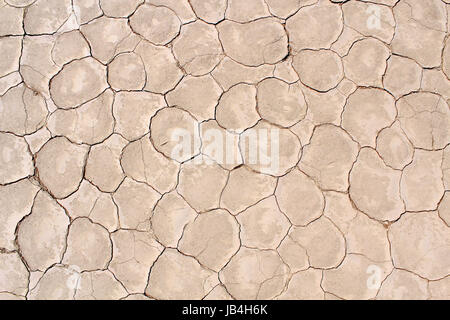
[0,0,449,301]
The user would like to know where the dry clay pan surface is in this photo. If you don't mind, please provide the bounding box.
[0,0,449,300]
